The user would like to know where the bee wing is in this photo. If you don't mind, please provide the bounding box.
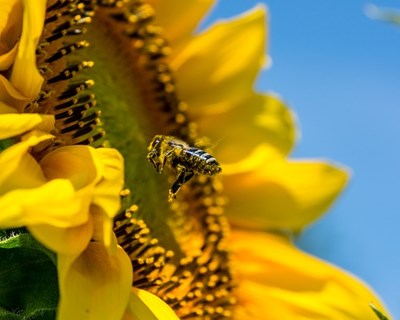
[194,136,224,151]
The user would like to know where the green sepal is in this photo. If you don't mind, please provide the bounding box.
[0,232,58,319]
[0,139,13,152]
[370,303,390,320]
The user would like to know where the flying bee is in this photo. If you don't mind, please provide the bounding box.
[147,135,222,201]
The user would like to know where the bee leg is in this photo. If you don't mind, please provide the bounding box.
[168,170,186,202]
[168,168,194,202]
[158,150,174,173]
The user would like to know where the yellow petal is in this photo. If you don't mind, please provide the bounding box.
[149,0,214,48]
[0,179,81,229]
[0,43,18,70]
[0,101,18,113]
[89,147,124,249]
[37,146,124,251]
[0,0,22,66]
[91,147,124,220]
[91,205,117,253]
[57,243,132,320]
[40,145,103,191]
[0,135,98,250]
[0,131,52,194]
[0,113,54,139]
[171,6,266,114]
[231,230,389,320]
[0,74,32,111]
[9,0,46,99]
[223,145,349,232]
[198,93,297,163]
[123,288,181,320]
[87,147,123,249]
[29,219,93,255]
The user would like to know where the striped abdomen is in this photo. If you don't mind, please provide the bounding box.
[180,147,221,175]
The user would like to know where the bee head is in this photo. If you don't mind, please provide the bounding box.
[147,136,163,173]
[147,151,163,173]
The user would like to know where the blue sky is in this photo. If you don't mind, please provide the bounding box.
[202,1,400,318]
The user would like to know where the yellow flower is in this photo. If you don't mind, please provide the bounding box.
[0,127,133,318]
[152,1,388,319]
[0,0,389,320]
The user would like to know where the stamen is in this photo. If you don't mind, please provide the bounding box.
[46,40,90,63]
[114,208,235,319]
[31,0,104,149]
[95,0,196,140]
[57,81,95,101]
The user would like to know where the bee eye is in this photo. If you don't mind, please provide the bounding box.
[152,139,160,148]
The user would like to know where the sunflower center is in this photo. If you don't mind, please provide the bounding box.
[33,0,236,318]
[75,6,185,252]
[34,0,182,254]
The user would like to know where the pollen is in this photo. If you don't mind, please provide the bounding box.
[120,188,131,198]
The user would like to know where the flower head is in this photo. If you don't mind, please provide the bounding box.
[0,0,390,319]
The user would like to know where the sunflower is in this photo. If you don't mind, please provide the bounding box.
[0,0,389,319]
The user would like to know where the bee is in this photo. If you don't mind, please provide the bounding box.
[147,135,221,201]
